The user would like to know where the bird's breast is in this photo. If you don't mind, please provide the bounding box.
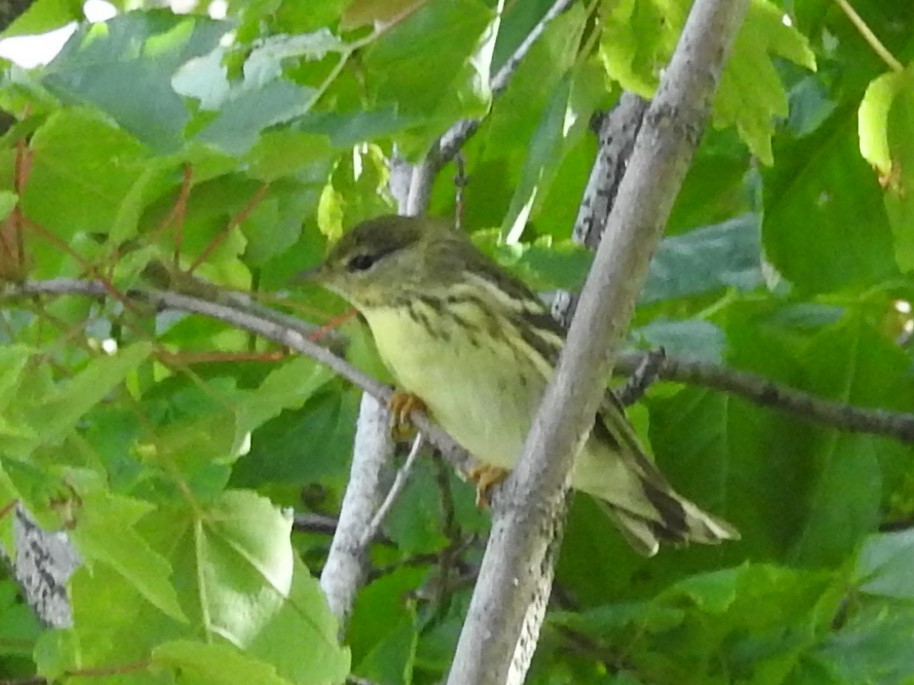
[362,299,546,468]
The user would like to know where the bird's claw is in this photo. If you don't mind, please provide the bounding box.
[467,464,510,508]
[387,391,426,441]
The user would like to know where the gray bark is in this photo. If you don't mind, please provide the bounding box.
[445,0,752,682]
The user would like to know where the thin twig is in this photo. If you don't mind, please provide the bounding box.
[7,278,914,446]
[615,348,666,406]
[360,434,425,547]
[434,0,577,169]
[292,513,341,536]
[615,350,914,442]
[454,152,467,231]
[833,0,904,73]
[2,277,475,474]
[188,183,270,274]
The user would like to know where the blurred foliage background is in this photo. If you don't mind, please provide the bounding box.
[0,0,912,683]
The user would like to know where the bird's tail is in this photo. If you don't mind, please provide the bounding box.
[598,491,739,557]
[577,397,739,556]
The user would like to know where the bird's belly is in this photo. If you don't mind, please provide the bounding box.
[364,304,544,469]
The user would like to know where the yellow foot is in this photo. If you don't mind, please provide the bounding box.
[387,391,427,441]
[468,464,510,508]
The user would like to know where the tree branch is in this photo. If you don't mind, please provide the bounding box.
[433,0,577,170]
[292,513,341,536]
[359,434,425,547]
[614,351,914,442]
[8,278,914,448]
[319,144,442,626]
[573,93,650,249]
[1,278,476,475]
[320,394,395,626]
[615,348,666,406]
[445,1,752,683]
[12,506,80,628]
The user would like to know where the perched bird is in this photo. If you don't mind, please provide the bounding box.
[308,215,738,555]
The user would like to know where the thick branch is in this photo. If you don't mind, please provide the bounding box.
[12,506,80,628]
[320,394,394,626]
[316,149,440,626]
[572,93,650,249]
[445,1,752,683]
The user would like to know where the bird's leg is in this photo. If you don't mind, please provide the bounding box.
[387,391,427,441]
[467,464,510,508]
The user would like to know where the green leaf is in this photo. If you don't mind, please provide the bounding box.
[238,180,324,268]
[18,342,152,455]
[33,629,79,682]
[245,130,337,182]
[0,190,18,222]
[790,435,882,567]
[243,30,346,87]
[855,530,914,599]
[641,214,762,304]
[383,459,449,555]
[789,314,912,565]
[320,143,395,229]
[874,69,914,271]
[111,160,180,243]
[355,614,418,685]
[62,490,353,682]
[234,356,333,455]
[473,3,590,236]
[599,0,683,97]
[0,344,31,413]
[552,563,835,684]
[153,640,292,685]
[233,384,357,487]
[500,74,574,240]
[714,0,816,163]
[859,71,905,177]
[193,491,349,683]
[194,492,296,634]
[0,0,83,38]
[0,577,42,656]
[348,566,426,667]
[762,108,897,293]
[48,555,185,677]
[22,108,152,277]
[632,319,726,361]
[600,0,815,163]
[42,12,229,151]
[819,602,914,685]
[197,78,319,155]
[70,489,186,621]
[136,373,240,474]
[362,0,494,155]
[485,235,592,292]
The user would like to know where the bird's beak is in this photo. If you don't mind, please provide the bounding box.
[293,263,326,284]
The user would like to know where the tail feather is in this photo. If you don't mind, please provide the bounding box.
[600,490,739,557]
[573,394,739,556]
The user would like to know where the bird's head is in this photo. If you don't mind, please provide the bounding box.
[304,215,465,309]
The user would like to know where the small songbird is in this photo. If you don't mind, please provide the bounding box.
[308,215,738,555]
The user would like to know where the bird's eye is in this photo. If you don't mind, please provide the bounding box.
[346,253,377,272]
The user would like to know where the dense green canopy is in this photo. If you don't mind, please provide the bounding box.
[0,0,912,683]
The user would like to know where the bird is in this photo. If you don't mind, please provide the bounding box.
[306,214,738,555]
